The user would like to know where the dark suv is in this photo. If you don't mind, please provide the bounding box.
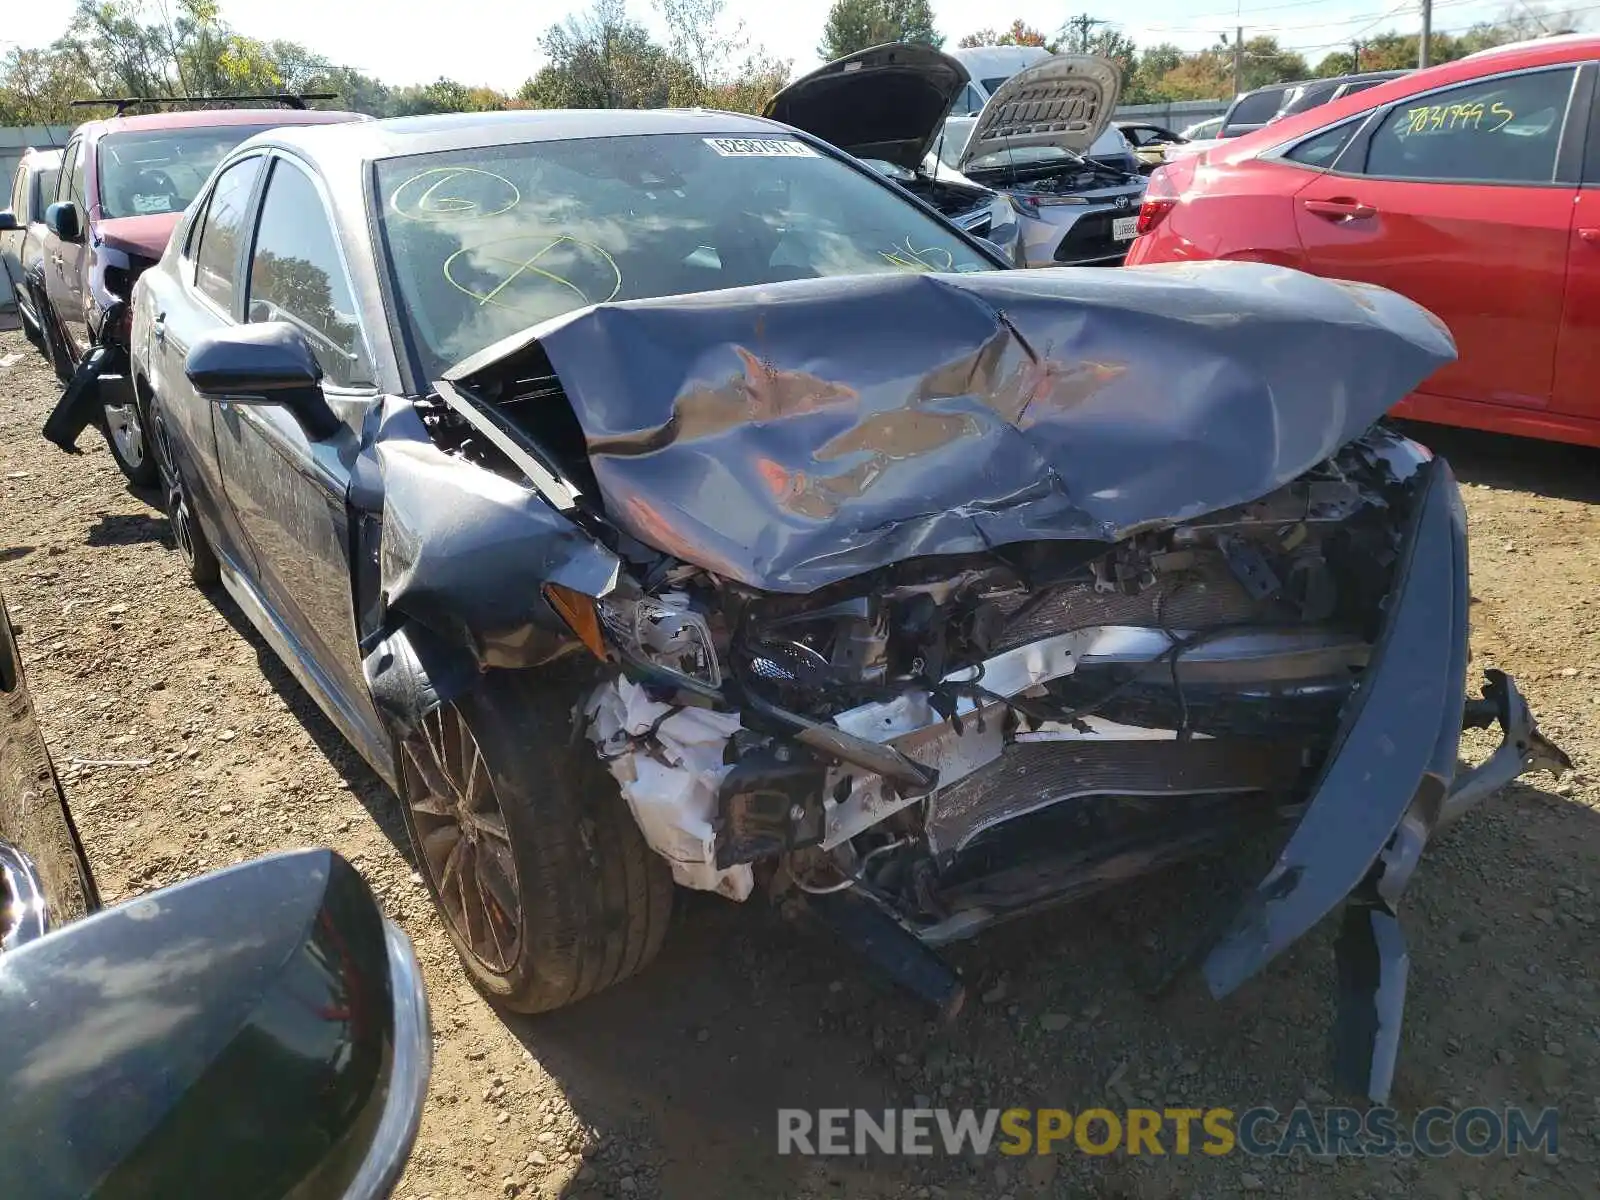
[39,101,364,483]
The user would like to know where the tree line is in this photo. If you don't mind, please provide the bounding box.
[0,0,788,124]
[0,0,1585,127]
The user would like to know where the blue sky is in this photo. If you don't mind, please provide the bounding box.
[8,0,1558,91]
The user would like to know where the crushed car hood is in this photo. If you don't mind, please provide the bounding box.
[95,212,177,259]
[959,54,1121,167]
[446,262,1455,593]
[763,42,969,172]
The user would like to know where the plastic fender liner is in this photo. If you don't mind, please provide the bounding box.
[362,621,481,740]
[1203,456,1468,1002]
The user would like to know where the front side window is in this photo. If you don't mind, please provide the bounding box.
[247,159,370,388]
[375,132,994,379]
[99,125,283,219]
[951,85,985,116]
[69,141,87,211]
[194,156,264,311]
[1364,67,1577,183]
[57,141,80,205]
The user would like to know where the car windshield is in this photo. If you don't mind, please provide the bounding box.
[99,126,281,219]
[374,132,994,378]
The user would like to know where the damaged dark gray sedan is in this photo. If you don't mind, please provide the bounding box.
[126,108,1567,1102]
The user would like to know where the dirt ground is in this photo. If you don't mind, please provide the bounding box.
[1,327,1597,1199]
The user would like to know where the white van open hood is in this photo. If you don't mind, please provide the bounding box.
[958,54,1122,168]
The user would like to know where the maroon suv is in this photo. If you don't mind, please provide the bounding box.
[40,103,364,483]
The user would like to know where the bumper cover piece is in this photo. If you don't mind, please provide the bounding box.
[1203,458,1566,1102]
[42,341,133,453]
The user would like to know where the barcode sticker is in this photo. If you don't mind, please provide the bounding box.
[703,137,817,158]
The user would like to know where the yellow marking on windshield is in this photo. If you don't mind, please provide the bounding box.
[444,235,623,312]
[390,167,522,221]
[879,237,956,273]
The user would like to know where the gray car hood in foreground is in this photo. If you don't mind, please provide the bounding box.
[959,54,1122,167]
[447,262,1455,593]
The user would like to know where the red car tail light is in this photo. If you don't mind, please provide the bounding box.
[1136,165,1181,236]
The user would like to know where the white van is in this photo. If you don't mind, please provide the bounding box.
[939,45,1140,173]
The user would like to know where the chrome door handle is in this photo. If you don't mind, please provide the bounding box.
[152,313,166,343]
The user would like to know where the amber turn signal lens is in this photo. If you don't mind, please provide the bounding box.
[543,584,606,660]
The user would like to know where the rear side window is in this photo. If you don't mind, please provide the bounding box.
[1286,121,1362,169]
[31,168,60,221]
[1364,67,1577,184]
[194,156,264,312]
[1228,88,1287,126]
[1339,78,1386,98]
[247,159,371,388]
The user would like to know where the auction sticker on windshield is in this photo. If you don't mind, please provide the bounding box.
[704,138,817,157]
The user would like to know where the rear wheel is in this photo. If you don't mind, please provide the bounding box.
[150,403,219,587]
[18,302,44,352]
[399,673,673,1012]
[36,297,73,384]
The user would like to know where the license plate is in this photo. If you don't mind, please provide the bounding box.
[1113,215,1139,241]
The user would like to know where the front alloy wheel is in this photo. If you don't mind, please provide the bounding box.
[102,396,157,486]
[402,705,521,973]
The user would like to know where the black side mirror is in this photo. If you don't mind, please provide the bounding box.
[0,209,18,233]
[186,321,341,440]
[44,202,80,243]
[0,848,430,1198]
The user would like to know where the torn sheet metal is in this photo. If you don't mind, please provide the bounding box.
[584,679,753,900]
[448,261,1455,593]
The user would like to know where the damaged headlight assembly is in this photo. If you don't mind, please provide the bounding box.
[598,594,722,688]
[545,584,722,691]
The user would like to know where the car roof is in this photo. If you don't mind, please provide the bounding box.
[18,147,65,171]
[247,106,807,173]
[73,107,363,138]
[1464,31,1600,59]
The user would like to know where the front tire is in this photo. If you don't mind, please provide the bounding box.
[399,672,673,1012]
[101,392,158,487]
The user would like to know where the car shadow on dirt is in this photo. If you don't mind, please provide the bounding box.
[1394,420,1600,504]
[203,583,414,860]
[496,767,1596,1199]
[85,510,170,548]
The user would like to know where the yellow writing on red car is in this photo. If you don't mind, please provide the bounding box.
[1400,100,1515,137]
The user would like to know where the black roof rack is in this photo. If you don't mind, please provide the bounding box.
[70,93,339,116]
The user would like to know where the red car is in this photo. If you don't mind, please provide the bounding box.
[1127,36,1600,447]
[38,100,364,482]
